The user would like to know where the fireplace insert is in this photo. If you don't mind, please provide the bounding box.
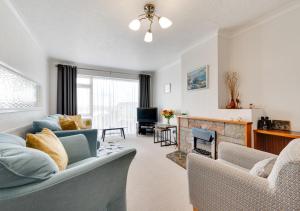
[192,128,216,159]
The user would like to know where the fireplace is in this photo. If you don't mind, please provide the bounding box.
[192,128,216,159]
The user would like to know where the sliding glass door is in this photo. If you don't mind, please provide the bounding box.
[77,75,138,134]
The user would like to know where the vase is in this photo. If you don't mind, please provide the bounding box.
[167,118,170,125]
[229,98,236,109]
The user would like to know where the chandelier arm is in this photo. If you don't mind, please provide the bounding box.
[138,17,147,21]
[154,14,161,19]
[149,19,153,31]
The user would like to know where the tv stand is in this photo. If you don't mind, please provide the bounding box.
[137,122,156,135]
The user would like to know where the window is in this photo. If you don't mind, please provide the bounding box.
[77,76,92,116]
[77,75,139,134]
[0,62,40,113]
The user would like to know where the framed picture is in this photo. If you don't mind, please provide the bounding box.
[187,65,208,90]
[164,83,171,93]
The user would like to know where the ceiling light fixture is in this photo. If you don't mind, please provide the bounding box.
[129,3,172,43]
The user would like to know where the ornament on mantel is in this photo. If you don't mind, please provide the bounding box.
[225,72,239,109]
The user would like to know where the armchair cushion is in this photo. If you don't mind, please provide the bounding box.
[249,157,276,178]
[268,139,300,188]
[218,142,277,169]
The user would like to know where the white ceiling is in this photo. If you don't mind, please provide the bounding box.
[11,0,294,71]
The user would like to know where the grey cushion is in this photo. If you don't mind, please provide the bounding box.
[32,117,62,133]
[0,143,58,188]
[249,157,276,178]
[59,134,92,164]
[0,133,25,146]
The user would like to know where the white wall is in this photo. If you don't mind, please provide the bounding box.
[153,61,182,124]
[0,1,48,132]
[154,4,300,130]
[228,4,300,130]
[181,35,219,116]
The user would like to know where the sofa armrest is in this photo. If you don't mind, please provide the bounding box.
[218,142,277,169]
[0,148,136,211]
[59,134,92,164]
[54,129,98,156]
[187,153,278,211]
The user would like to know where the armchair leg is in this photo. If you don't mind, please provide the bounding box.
[193,207,199,211]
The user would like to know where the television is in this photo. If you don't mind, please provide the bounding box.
[137,107,158,123]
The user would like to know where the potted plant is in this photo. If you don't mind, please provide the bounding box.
[160,109,174,125]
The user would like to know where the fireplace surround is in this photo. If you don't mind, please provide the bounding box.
[177,116,252,155]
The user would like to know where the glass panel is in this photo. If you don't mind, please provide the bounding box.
[0,62,39,112]
[77,87,91,115]
[92,77,138,134]
[77,76,91,85]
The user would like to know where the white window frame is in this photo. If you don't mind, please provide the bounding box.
[77,75,93,117]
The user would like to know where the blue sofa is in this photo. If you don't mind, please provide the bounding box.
[0,133,136,211]
[32,114,100,150]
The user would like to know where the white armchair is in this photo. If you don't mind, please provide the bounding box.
[187,140,300,211]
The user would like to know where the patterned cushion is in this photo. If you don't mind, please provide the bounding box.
[268,139,300,188]
[249,157,276,178]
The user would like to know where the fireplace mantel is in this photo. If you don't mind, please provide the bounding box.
[177,116,252,125]
[177,116,253,153]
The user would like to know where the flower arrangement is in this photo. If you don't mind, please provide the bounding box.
[160,109,175,125]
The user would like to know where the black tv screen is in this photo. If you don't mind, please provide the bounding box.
[137,107,158,123]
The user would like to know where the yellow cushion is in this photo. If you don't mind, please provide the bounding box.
[26,128,68,171]
[68,115,86,129]
[59,117,80,130]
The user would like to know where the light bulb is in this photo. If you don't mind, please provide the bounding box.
[159,16,172,29]
[129,19,141,31]
[144,30,153,43]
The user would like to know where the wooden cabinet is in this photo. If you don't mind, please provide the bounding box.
[253,130,300,155]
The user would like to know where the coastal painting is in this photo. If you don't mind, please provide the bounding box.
[187,65,208,90]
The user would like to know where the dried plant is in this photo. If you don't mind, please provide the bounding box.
[225,72,239,100]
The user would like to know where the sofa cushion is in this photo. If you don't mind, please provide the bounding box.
[59,134,91,164]
[0,135,58,188]
[59,117,80,130]
[249,157,276,178]
[26,128,68,171]
[0,133,25,146]
[48,114,64,120]
[67,115,86,129]
[32,117,62,133]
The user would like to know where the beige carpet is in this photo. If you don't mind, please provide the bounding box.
[105,135,192,211]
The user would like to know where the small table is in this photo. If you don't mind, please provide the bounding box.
[101,127,126,142]
[253,129,300,154]
[154,124,177,147]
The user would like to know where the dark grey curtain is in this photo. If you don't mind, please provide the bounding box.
[57,64,77,115]
[139,74,150,108]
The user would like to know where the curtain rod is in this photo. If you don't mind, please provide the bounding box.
[56,64,151,76]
